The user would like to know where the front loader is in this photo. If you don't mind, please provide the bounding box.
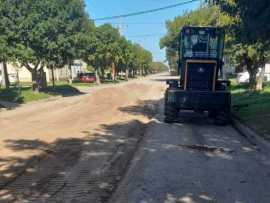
[164,26,231,125]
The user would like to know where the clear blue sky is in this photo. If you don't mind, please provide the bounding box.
[85,0,200,62]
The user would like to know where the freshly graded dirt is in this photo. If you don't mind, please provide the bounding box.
[0,74,166,202]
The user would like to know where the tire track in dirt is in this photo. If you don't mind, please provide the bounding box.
[0,74,166,202]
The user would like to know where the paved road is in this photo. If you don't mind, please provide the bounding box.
[110,104,270,203]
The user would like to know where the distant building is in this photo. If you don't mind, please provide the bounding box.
[0,60,88,84]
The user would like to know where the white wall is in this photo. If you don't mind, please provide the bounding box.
[237,64,270,83]
[265,64,270,81]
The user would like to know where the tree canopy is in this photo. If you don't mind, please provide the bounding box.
[0,0,155,90]
[160,6,224,72]
[219,0,270,90]
[161,1,270,90]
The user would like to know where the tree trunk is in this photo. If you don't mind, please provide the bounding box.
[256,66,265,91]
[101,68,105,81]
[31,69,39,92]
[68,62,73,84]
[95,69,101,85]
[51,67,55,88]
[1,61,10,89]
[111,62,116,81]
[248,68,257,91]
[125,68,129,81]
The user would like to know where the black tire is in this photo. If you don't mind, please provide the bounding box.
[214,110,231,126]
[208,110,217,118]
[164,104,178,123]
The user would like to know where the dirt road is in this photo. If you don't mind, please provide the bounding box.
[1,73,270,203]
[0,74,166,202]
[110,107,270,203]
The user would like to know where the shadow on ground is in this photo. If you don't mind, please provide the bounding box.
[0,97,249,203]
[0,119,148,203]
[118,100,160,119]
[44,84,84,97]
[0,85,83,110]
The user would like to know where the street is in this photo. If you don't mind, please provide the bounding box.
[0,74,270,203]
[111,105,270,203]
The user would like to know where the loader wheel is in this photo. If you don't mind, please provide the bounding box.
[208,110,217,118]
[214,110,231,126]
[164,104,178,123]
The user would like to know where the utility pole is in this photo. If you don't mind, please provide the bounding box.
[117,17,124,36]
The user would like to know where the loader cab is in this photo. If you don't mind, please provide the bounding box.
[164,26,231,125]
[179,26,225,91]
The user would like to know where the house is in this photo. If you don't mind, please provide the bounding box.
[0,60,88,85]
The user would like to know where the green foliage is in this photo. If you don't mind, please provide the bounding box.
[151,62,168,73]
[220,0,270,90]
[12,0,90,68]
[82,23,153,81]
[232,83,270,140]
[160,6,223,71]
[1,0,153,89]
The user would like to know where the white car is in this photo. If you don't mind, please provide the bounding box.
[237,68,266,84]
[237,71,250,83]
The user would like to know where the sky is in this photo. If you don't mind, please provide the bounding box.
[85,0,200,62]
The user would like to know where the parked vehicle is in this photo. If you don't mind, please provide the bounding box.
[165,26,231,125]
[79,73,96,83]
[237,66,270,83]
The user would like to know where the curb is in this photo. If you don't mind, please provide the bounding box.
[232,116,270,155]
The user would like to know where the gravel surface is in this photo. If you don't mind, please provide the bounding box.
[110,105,270,203]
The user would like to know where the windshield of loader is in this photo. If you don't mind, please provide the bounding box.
[181,27,224,60]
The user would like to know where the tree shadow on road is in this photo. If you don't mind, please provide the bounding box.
[0,120,147,203]
[118,99,160,119]
[118,98,214,126]
[44,84,84,97]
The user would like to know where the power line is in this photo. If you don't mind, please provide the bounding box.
[111,22,165,25]
[93,0,199,21]
[126,33,165,38]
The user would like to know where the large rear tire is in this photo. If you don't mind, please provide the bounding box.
[214,110,231,126]
[164,104,178,123]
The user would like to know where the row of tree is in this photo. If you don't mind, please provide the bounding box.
[0,0,157,91]
[160,1,270,90]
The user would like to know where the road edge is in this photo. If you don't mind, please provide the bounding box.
[232,115,270,155]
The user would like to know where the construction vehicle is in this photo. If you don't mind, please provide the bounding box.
[164,26,231,125]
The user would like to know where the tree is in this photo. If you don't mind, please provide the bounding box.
[160,6,225,72]
[132,44,153,76]
[97,24,122,81]
[118,38,135,80]
[151,62,168,73]
[219,0,270,90]
[0,1,17,89]
[81,27,103,84]
[13,0,89,91]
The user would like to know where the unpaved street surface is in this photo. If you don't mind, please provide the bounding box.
[111,109,270,203]
[1,74,270,203]
[0,74,166,202]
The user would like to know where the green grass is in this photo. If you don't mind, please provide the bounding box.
[232,81,270,140]
[0,84,82,104]
[0,78,129,104]
[0,87,50,103]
